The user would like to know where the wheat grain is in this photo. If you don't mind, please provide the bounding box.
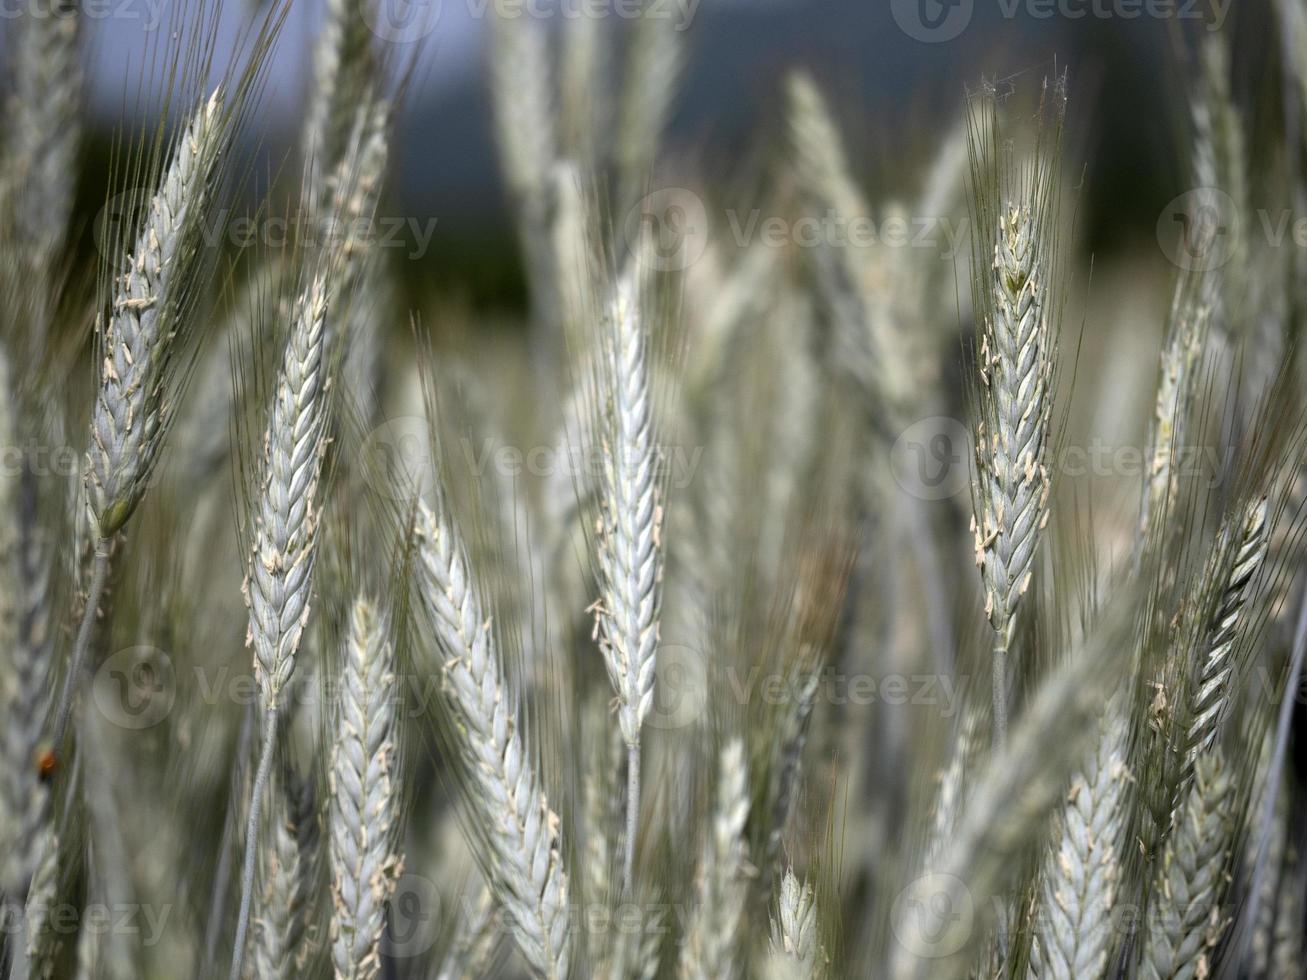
[413,493,572,980]
[329,595,401,980]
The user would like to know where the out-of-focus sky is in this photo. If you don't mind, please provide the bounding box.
[2,0,1263,256]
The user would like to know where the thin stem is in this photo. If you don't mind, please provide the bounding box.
[1242,585,1307,962]
[624,738,640,894]
[51,540,109,749]
[204,702,255,968]
[229,705,279,980]
[992,644,1009,748]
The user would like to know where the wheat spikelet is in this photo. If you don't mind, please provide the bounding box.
[85,91,223,538]
[593,269,664,889]
[1140,750,1236,980]
[1034,705,1129,980]
[768,868,820,978]
[1173,496,1269,807]
[329,595,401,980]
[413,494,572,980]
[679,739,751,980]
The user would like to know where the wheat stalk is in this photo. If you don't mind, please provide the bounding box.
[593,269,664,892]
[679,739,751,980]
[1139,750,1236,980]
[1034,705,1129,980]
[329,595,401,980]
[413,493,572,980]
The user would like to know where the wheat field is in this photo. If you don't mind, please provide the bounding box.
[0,1,1306,978]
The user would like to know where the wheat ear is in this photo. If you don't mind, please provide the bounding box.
[973,201,1056,744]
[329,595,401,980]
[303,0,375,207]
[1140,278,1210,544]
[1173,496,1269,809]
[1140,750,1236,980]
[50,91,224,754]
[1034,705,1129,980]
[594,270,664,893]
[249,780,301,979]
[230,267,333,980]
[1,0,81,314]
[679,739,751,980]
[768,868,820,979]
[0,523,53,902]
[616,2,685,209]
[413,494,572,980]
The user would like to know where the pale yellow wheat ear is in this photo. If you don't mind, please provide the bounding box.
[966,77,1067,746]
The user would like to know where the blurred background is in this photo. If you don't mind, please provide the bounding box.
[0,0,1278,301]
